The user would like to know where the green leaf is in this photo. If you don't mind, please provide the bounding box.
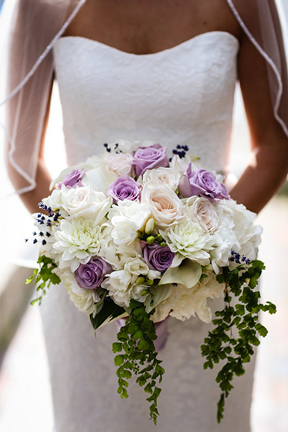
[112,342,123,353]
[157,259,202,289]
[114,355,125,366]
[90,299,126,330]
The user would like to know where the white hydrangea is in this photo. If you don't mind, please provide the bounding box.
[152,273,225,323]
[53,218,103,271]
[210,199,262,272]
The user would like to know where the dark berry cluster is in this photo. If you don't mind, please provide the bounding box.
[229,250,251,265]
[25,230,51,246]
[169,144,189,162]
[103,142,123,154]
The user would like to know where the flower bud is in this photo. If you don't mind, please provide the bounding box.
[147,236,155,244]
[145,218,155,234]
[147,279,154,286]
[137,276,146,285]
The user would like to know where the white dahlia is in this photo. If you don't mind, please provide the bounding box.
[53,218,103,271]
[160,218,215,267]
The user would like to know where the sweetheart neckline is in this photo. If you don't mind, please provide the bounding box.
[56,31,240,58]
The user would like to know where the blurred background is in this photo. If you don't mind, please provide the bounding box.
[0,1,288,431]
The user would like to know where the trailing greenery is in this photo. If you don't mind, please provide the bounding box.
[201,259,276,423]
[26,255,61,305]
[112,299,165,425]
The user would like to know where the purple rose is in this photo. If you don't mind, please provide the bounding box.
[131,144,169,179]
[178,163,230,201]
[107,176,142,203]
[58,169,86,189]
[141,241,175,273]
[75,257,112,290]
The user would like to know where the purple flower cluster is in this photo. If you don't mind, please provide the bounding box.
[131,144,169,179]
[58,169,86,189]
[141,241,175,273]
[107,176,142,203]
[178,163,230,201]
[75,257,112,290]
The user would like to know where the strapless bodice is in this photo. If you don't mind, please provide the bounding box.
[53,31,239,172]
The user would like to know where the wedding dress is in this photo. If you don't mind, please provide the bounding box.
[40,31,256,432]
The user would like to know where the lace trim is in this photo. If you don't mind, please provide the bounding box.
[0,0,86,108]
[226,0,288,138]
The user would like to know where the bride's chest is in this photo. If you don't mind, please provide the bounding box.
[53,32,239,121]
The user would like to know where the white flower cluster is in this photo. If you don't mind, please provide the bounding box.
[34,140,262,324]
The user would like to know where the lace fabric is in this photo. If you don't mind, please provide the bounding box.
[0,0,288,195]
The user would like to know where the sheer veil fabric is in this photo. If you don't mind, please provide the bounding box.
[0,0,288,195]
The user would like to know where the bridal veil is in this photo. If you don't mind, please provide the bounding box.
[0,0,288,195]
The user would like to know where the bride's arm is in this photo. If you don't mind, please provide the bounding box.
[229,14,288,213]
[7,78,54,214]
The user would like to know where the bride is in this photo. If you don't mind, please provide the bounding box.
[2,0,288,431]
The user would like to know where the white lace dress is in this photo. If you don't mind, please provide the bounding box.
[40,31,255,432]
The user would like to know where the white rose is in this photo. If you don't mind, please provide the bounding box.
[60,185,112,223]
[142,167,181,192]
[141,184,184,228]
[82,165,118,194]
[108,201,151,245]
[185,196,219,233]
[160,218,215,266]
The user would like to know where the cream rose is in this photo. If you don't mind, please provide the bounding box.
[185,196,219,233]
[141,184,184,228]
[103,152,134,176]
[142,167,181,192]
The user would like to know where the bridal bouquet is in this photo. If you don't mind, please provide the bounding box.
[26,140,276,424]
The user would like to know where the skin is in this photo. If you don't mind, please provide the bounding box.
[17,0,288,214]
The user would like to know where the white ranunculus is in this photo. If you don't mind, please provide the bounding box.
[59,185,112,222]
[184,196,219,233]
[103,270,137,308]
[124,258,149,276]
[142,167,181,192]
[60,269,101,316]
[108,201,151,245]
[103,152,134,176]
[141,184,184,228]
[130,283,150,303]
[160,218,215,266]
[53,218,103,271]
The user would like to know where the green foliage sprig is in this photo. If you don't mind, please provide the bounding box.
[26,255,61,305]
[201,259,276,423]
[112,299,165,425]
